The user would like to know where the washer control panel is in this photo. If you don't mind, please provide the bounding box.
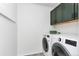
[65,39,77,47]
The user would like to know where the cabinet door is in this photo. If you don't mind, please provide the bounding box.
[74,3,78,19]
[56,4,63,23]
[62,3,74,22]
[51,10,56,25]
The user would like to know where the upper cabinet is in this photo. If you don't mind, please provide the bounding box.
[51,9,56,25]
[0,4,17,22]
[62,3,74,22]
[50,3,78,25]
[56,4,63,23]
[74,3,78,19]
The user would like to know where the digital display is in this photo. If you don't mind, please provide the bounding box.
[65,39,77,47]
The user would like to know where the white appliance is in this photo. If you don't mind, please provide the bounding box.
[42,34,52,56]
[51,34,79,56]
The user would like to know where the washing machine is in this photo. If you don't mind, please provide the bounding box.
[42,34,52,56]
[51,34,79,56]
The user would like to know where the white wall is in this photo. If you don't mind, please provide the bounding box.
[54,20,78,35]
[17,3,50,56]
[0,3,17,22]
[0,15,17,56]
[50,3,60,11]
[0,3,17,56]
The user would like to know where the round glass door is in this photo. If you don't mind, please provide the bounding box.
[52,43,70,56]
[42,38,49,52]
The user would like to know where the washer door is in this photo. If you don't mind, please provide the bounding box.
[52,43,70,56]
[42,38,49,52]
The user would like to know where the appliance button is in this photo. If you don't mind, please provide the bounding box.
[58,38,61,42]
[47,35,50,38]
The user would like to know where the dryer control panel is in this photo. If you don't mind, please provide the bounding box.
[65,39,77,47]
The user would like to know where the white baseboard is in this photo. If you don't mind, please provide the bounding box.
[24,51,42,56]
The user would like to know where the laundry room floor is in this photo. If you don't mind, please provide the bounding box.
[26,53,44,56]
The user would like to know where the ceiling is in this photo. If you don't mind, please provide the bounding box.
[35,3,60,7]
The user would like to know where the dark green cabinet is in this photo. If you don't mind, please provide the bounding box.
[62,3,74,22]
[74,3,78,19]
[56,4,63,23]
[50,3,78,25]
[50,9,56,25]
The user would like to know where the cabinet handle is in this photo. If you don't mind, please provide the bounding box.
[75,13,78,19]
[72,13,75,19]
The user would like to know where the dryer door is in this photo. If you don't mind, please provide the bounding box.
[42,38,49,52]
[52,43,70,56]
